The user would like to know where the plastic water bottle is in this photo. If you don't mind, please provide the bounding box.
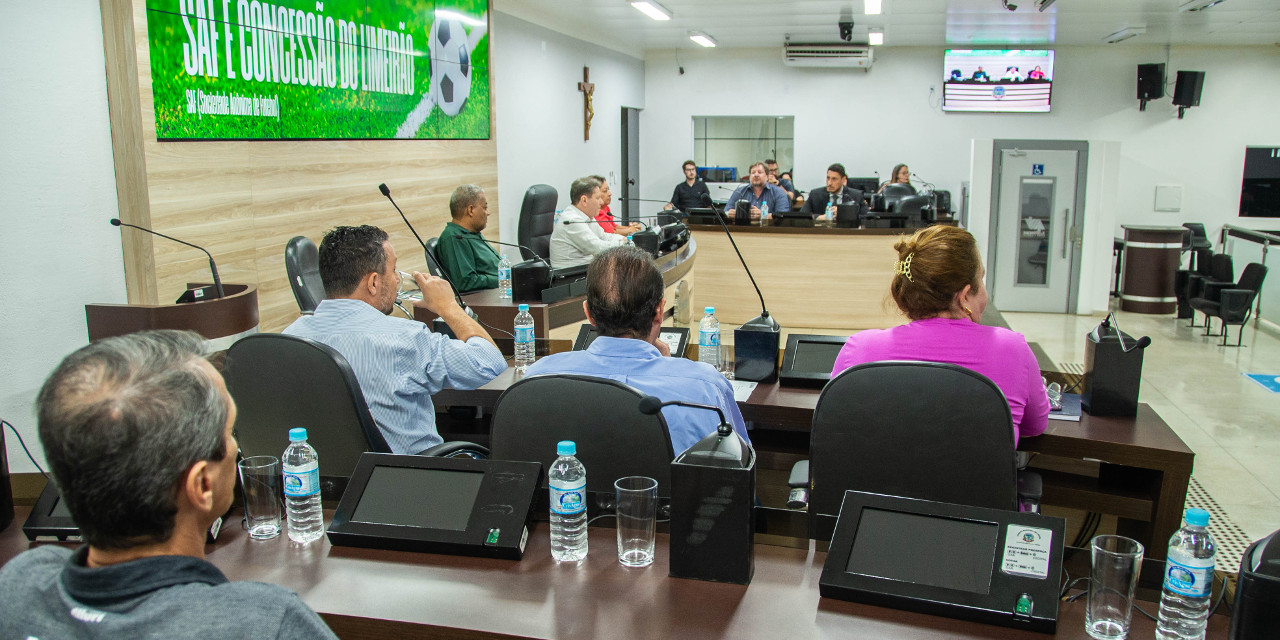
[827,194,838,221]
[548,440,587,562]
[497,255,512,299]
[698,306,721,369]
[1156,508,1217,640]
[514,303,535,373]
[626,234,635,247]
[282,428,323,544]
[759,200,770,226]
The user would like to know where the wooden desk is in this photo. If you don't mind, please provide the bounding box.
[416,238,696,341]
[0,508,1228,639]
[435,373,1193,562]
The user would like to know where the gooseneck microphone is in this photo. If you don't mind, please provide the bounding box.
[110,218,224,298]
[638,396,731,437]
[467,236,547,264]
[699,193,778,331]
[376,183,475,319]
[1097,313,1152,353]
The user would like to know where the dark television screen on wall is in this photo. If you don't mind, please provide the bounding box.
[143,0,490,140]
[1240,147,1280,218]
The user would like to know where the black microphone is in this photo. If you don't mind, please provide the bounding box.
[638,396,731,437]
[466,236,547,264]
[911,172,937,192]
[110,218,224,298]
[376,183,475,319]
[697,193,778,332]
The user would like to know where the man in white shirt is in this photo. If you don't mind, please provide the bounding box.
[549,175,627,268]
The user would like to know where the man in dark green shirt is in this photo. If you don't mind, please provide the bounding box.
[436,184,501,292]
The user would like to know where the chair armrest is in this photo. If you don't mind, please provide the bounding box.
[1220,289,1257,322]
[1201,280,1232,301]
[787,460,810,509]
[418,441,490,459]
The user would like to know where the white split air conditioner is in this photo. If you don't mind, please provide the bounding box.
[782,43,874,69]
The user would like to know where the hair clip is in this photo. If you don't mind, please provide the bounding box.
[894,253,914,282]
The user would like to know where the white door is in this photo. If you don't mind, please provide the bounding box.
[991,148,1082,313]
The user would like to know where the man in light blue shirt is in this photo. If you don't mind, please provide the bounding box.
[284,226,506,454]
[526,246,749,454]
[726,162,790,221]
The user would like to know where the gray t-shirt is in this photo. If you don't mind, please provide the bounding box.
[0,546,338,639]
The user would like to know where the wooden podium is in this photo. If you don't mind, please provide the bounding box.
[85,283,259,349]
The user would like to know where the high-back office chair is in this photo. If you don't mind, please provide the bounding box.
[791,361,1026,540]
[490,374,675,498]
[1190,263,1268,347]
[224,334,486,499]
[516,184,558,262]
[425,237,446,279]
[285,236,325,314]
[881,182,917,204]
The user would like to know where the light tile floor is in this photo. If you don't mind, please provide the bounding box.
[1001,307,1280,542]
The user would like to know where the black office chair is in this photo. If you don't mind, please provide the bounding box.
[1187,253,1234,328]
[516,184,558,263]
[788,361,1034,541]
[425,237,446,279]
[1181,223,1213,270]
[284,236,325,314]
[1190,263,1268,347]
[1175,248,1213,319]
[489,374,675,499]
[881,182,917,204]
[224,334,487,499]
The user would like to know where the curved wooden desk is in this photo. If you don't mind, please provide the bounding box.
[85,283,259,349]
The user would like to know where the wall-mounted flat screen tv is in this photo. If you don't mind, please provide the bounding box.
[943,50,1054,113]
[143,0,490,140]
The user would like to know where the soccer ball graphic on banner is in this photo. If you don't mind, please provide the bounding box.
[429,17,472,117]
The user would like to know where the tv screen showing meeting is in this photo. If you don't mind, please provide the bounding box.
[942,49,1054,113]
[143,0,490,140]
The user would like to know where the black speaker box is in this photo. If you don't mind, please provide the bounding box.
[668,442,755,585]
[1082,327,1144,417]
[631,230,660,257]
[511,260,550,302]
[1137,63,1165,100]
[1173,71,1205,107]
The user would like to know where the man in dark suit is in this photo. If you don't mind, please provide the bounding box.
[800,163,867,221]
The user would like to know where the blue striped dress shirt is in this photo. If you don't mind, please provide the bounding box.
[283,298,507,454]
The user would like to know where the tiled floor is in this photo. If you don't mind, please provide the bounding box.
[1001,307,1280,543]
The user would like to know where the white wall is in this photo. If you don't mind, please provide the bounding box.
[491,12,645,247]
[1,1,126,473]
[641,45,1280,300]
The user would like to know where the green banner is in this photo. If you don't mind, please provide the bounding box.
[145,0,489,140]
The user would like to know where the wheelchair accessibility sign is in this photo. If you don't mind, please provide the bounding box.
[1032,164,1045,175]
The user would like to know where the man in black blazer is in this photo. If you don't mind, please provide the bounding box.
[800,163,867,220]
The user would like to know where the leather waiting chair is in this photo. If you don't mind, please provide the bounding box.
[1186,253,1234,327]
[284,236,325,314]
[788,361,1037,541]
[1181,222,1213,271]
[425,237,446,279]
[490,374,675,498]
[224,334,487,499]
[1190,263,1268,347]
[516,184,558,263]
[1175,248,1213,319]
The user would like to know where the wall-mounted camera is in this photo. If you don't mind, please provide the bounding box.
[1002,0,1018,10]
[838,20,855,42]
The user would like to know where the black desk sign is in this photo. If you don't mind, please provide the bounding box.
[820,491,1064,634]
[327,453,542,560]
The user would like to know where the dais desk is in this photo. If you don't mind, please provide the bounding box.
[0,508,1228,640]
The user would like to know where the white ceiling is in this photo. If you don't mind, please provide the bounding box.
[496,0,1280,56]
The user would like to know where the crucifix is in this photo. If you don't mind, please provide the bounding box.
[578,66,594,141]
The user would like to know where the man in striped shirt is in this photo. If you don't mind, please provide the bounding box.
[284,225,507,454]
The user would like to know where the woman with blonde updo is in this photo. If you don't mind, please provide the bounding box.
[830,225,1048,444]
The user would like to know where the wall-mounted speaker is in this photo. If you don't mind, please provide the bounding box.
[1137,63,1165,101]
[1173,71,1205,107]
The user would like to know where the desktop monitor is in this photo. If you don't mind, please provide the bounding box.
[779,335,846,387]
[847,177,880,195]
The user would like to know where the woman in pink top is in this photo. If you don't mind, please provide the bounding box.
[831,225,1049,445]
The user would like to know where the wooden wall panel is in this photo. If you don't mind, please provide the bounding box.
[691,229,910,331]
[102,0,499,333]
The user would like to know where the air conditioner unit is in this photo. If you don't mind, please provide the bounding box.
[782,43,874,69]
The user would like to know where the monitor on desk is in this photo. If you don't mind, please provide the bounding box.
[847,177,880,195]
[779,335,846,387]
[685,208,725,225]
[573,323,689,358]
[327,453,542,560]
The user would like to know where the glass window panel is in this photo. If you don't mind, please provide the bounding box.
[1015,178,1055,286]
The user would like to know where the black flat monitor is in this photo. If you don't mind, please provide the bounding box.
[327,453,542,560]
[573,323,689,358]
[847,177,880,195]
[821,490,1064,634]
[24,481,230,543]
[685,208,725,225]
[779,334,845,387]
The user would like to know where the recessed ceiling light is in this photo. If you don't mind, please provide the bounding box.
[865,0,883,15]
[869,31,884,46]
[631,1,672,21]
[690,32,718,48]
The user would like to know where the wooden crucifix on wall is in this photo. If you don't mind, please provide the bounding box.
[578,66,594,141]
